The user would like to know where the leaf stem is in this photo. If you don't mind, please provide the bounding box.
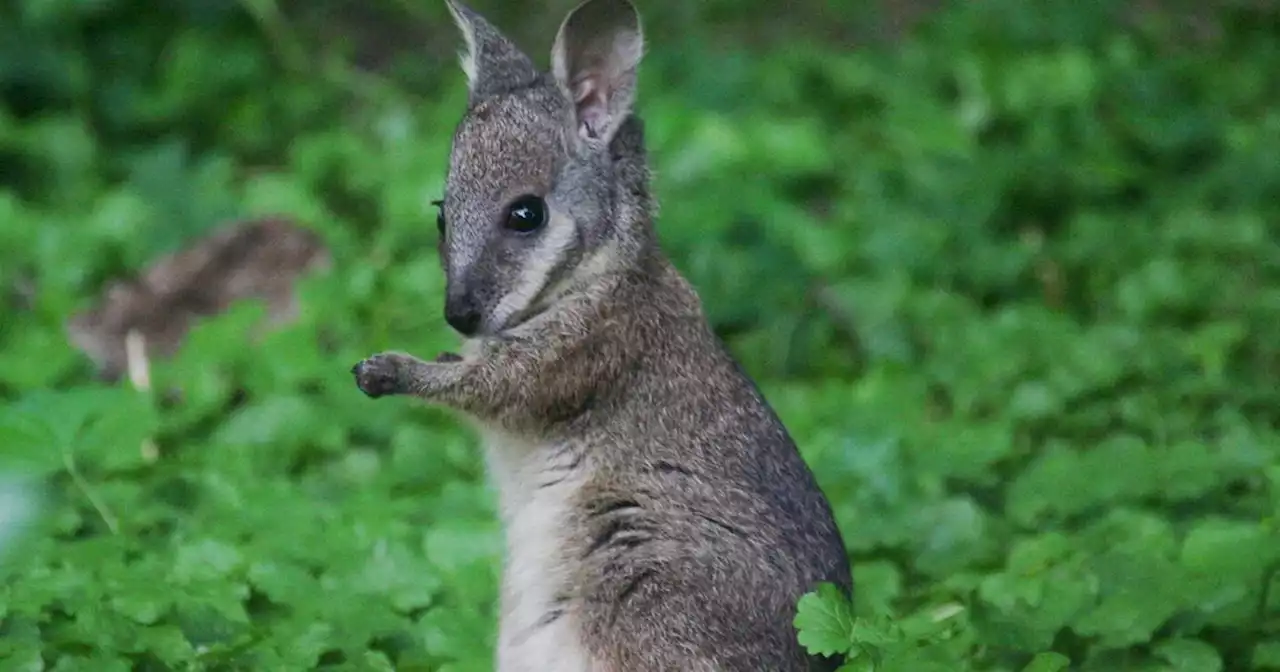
[62,450,119,535]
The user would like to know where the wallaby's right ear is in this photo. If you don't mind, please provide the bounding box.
[445,0,540,102]
[551,0,644,148]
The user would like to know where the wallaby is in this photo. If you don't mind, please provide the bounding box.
[351,0,853,669]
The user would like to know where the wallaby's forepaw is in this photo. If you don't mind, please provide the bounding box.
[352,352,418,398]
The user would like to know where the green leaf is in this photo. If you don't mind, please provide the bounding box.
[130,625,195,665]
[852,561,902,616]
[76,388,160,473]
[1154,638,1223,672]
[0,634,44,672]
[898,602,967,642]
[0,402,63,476]
[1180,517,1280,620]
[360,650,397,671]
[795,583,856,657]
[49,654,133,672]
[1022,652,1071,672]
[172,538,244,583]
[1181,518,1278,580]
[838,657,875,672]
[0,388,123,473]
[1253,641,1280,669]
[851,616,904,647]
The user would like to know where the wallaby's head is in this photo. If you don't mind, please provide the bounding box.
[436,0,649,337]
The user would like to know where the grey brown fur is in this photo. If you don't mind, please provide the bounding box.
[352,1,851,669]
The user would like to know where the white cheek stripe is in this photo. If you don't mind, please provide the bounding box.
[489,211,576,331]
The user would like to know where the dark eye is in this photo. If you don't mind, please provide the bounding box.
[504,195,547,233]
[432,199,445,236]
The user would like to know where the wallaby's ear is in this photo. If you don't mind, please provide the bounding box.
[445,0,540,101]
[551,0,644,147]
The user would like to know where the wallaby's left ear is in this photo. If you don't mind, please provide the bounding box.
[551,0,644,147]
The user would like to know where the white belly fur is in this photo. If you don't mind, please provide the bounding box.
[480,427,593,672]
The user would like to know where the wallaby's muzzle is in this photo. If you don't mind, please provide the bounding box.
[444,289,483,337]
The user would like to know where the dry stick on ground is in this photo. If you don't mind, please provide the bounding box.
[124,329,160,464]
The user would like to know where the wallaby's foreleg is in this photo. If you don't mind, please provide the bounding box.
[351,344,520,416]
[351,351,468,399]
[353,307,603,418]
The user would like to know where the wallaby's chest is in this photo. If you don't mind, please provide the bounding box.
[480,429,593,672]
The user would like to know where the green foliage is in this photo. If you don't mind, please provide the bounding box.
[3,0,1279,669]
[796,583,857,657]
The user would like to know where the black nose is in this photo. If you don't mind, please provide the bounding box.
[444,295,483,336]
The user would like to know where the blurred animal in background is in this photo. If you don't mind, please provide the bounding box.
[65,217,331,385]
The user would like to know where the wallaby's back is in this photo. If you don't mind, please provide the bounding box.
[351,1,852,669]
[565,252,852,670]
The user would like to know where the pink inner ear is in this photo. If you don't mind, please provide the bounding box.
[572,75,609,140]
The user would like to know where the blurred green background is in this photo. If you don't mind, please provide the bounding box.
[2,0,1279,670]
